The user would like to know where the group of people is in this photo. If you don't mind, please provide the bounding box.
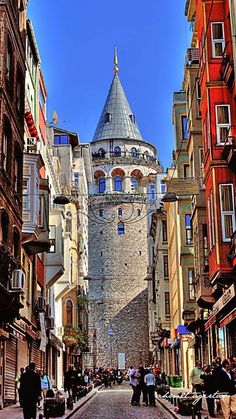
[128,365,158,407]
[190,356,236,418]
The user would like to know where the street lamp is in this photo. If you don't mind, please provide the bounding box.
[161,192,178,203]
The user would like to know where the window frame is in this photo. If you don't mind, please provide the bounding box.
[215,104,231,145]
[181,115,188,141]
[114,176,123,192]
[185,214,193,245]
[48,225,56,253]
[22,178,30,211]
[117,222,125,235]
[219,183,236,242]
[165,292,170,318]
[162,220,167,243]
[188,268,195,301]
[211,22,225,58]
[163,254,169,279]
[98,177,106,193]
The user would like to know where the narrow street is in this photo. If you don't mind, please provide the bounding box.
[72,383,173,419]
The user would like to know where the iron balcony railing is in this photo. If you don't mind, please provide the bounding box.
[92,150,158,163]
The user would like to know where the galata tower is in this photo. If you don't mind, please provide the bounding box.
[87,51,162,368]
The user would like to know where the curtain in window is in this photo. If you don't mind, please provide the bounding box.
[212,23,223,40]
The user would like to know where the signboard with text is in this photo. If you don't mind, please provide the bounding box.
[166,178,200,195]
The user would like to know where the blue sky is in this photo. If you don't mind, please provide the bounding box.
[28,0,191,169]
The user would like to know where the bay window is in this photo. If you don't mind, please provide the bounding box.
[211,22,225,58]
[216,105,230,145]
[219,184,236,242]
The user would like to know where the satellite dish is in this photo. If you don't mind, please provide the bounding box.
[52,110,59,125]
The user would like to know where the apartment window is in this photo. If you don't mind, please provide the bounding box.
[54,135,69,145]
[202,224,209,272]
[219,184,236,242]
[181,115,188,140]
[211,22,225,58]
[14,145,23,194]
[22,178,30,210]
[185,214,193,245]
[208,191,215,249]
[99,177,106,193]
[114,176,123,192]
[6,38,14,93]
[117,222,125,235]
[2,117,12,174]
[196,79,201,117]
[162,220,167,243]
[65,211,72,234]
[66,300,73,326]
[199,148,205,189]
[38,195,44,227]
[216,105,230,145]
[1,210,9,244]
[163,255,169,279]
[16,68,24,115]
[165,292,170,317]
[48,225,56,253]
[13,228,20,259]
[161,181,166,194]
[183,164,190,178]
[188,269,195,300]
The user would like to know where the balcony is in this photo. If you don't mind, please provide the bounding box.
[92,150,161,170]
[222,132,236,171]
[220,41,234,88]
[185,48,199,66]
[194,273,215,309]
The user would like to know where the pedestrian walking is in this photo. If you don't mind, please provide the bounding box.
[128,367,141,406]
[138,365,148,405]
[190,360,204,409]
[20,362,41,419]
[200,365,215,418]
[144,368,156,406]
[64,365,78,401]
[40,370,52,399]
[215,359,236,419]
[15,367,24,407]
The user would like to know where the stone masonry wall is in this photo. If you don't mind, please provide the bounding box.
[88,202,150,368]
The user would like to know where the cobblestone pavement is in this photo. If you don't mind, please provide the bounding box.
[72,383,174,419]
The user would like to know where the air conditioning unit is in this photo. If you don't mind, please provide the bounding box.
[36,296,46,311]
[10,269,25,290]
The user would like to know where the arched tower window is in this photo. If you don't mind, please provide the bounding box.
[66,300,73,326]
[117,222,125,235]
[114,146,121,157]
[114,176,123,192]
[104,113,112,123]
[99,177,106,193]
[129,114,136,123]
[118,208,122,217]
[131,147,138,157]
[131,177,139,191]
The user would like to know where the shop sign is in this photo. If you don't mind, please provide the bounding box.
[219,308,236,328]
[49,331,63,351]
[26,325,37,340]
[204,284,235,331]
[166,178,199,195]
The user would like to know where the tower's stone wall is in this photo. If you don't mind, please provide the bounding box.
[88,202,150,368]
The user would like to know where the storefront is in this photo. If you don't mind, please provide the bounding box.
[47,331,63,389]
[205,284,236,361]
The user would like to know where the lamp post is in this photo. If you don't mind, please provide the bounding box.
[108,328,113,368]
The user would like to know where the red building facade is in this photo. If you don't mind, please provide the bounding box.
[186,0,236,361]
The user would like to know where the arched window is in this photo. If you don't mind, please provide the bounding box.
[2,117,12,174]
[99,177,106,193]
[98,148,106,158]
[137,209,141,216]
[1,211,9,244]
[117,222,125,235]
[131,177,139,191]
[118,208,122,217]
[131,147,138,157]
[66,300,73,326]
[6,37,14,93]
[114,176,123,192]
[114,146,121,157]
[129,114,136,123]
[99,208,104,217]
[65,211,72,234]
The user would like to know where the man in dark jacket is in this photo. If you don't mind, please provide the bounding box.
[64,365,78,400]
[215,359,236,419]
[20,362,41,419]
[201,365,215,417]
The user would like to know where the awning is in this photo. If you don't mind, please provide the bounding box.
[177,325,192,335]
[219,308,236,328]
[205,314,217,331]
[25,111,40,140]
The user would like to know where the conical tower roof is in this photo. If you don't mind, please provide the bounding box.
[92,65,143,142]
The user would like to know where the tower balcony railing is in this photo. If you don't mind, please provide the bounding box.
[92,150,159,164]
